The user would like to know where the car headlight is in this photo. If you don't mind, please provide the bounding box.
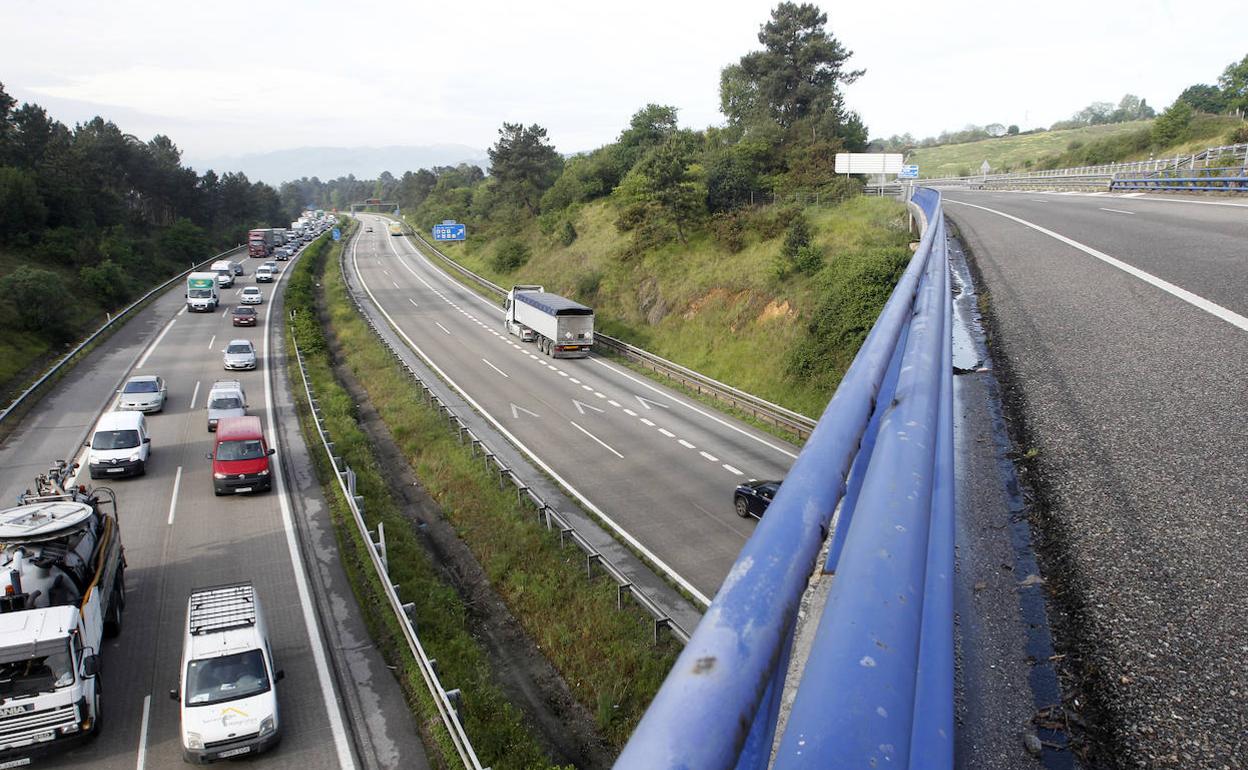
[128,452,142,462]
[185,731,204,750]
[258,716,276,738]
[213,472,227,479]
[257,469,269,476]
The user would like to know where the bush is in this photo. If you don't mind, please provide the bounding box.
[1229,125,1248,144]
[574,270,602,299]
[490,239,530,272]
[79,260,133,310]
[709,212,746,253]
[781,216,811,259]
[793,244,824,275]
[0,265,74,339]
[557,220,577,246]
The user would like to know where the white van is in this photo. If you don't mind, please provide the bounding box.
[86,410,150,478]
[172,583,282,763]
[210,260,234,288]
[206,380,247,432]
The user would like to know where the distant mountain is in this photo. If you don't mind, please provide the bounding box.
[185,144,489,185]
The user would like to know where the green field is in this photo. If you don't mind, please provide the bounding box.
[910,116,1245,178]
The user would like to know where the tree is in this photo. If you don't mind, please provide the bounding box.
[1152,100,1194,146]
[0,167,47,243]
[1177,83,1228,113]
[1073,101,1115,125]
[721,3,864,129]
[1007,125,1020,135]
[1217,53,1248,114]
[487,122,562,216]
[0,265,73,336]
[618,131,706,245]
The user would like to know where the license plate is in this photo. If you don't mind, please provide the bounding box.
[106,467,125,473]
[235,487,252,493]
[33,731,53,742]
[0,758,32,768]
[217,747,251,758]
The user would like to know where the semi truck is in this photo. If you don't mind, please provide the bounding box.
[503,285,594,358]
[247,229,273,258]
[0,460,125,764]
[186,272,220,312]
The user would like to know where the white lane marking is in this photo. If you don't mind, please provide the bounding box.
[581,385,594,392]
[723,464,744,475]
[352,240,713,606]
[594,392,606,399]
[635,395,670,410]
[558,371,568,377]
[658,428,676,438]
[572,399,604,415]
[135,316,177,369]
[570,420,623,459]
[946,199,1248,332]
[1098,207,1135,215]
[482,359,510,378]
[1029,199,1048,203]
[700,451,720,462]
[1120,192,1145,198]
[177,306,186,316]
[569,378,581,384]
[623,408,638,417]
[264,244,358,769]
[135,694,151,770]
[408,298,419,308]
[607,400,621,407]
[434,322,451,335]
[640,418,656,427]
[208,334,216,351]
[167,466,182,525]
[511,403,539,419]
[678,439,695,449]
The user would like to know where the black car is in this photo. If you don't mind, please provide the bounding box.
[232,305,257,327]
[734,479,781,518]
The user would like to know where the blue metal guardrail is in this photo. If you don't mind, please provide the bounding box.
[617,188,954,770]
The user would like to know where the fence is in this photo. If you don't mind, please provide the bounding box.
[616,187,954,769]
[400,221,818,442]
[290,327,487,770]
[0,245,245,429]
[335,233,693,644]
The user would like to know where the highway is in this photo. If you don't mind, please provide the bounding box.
[0,245,425,768]
[941,190,1247,767]
[346,216,799,604]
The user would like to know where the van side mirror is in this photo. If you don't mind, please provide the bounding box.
[267,448,275,456]
[82,654,100,678]
[169,688,179,701]
[143,437,151,444]
[275,669,285,682]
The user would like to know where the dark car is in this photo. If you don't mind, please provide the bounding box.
[734,479,781,518]
[232,305,258,327]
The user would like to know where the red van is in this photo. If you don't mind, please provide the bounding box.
[208,416,275,495]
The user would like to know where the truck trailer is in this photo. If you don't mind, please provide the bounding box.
[0,460,125,764]
[504,285,594,358]
[186,272,219,312]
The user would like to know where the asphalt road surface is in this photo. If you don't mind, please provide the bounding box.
[349,216,799,603]
[0,246,425,769]
[942,189,1248,768]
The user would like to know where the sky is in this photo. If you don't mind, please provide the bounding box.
[2,0,1244,169]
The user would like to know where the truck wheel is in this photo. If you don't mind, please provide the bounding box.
[89,679,102,739]
[104,582,124,637]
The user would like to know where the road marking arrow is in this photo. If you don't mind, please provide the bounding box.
[572,399,605,415]
[510,403,540,419]
[635,395,670,410]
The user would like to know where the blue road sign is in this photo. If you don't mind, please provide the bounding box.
[332,228,341,241]
[432,222,467,241]
[899,164,920,179]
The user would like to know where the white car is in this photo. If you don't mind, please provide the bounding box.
[118,374,167,412]
[223,340,257,370]
[240,287,263,304]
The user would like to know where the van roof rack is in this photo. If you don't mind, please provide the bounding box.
[188,582,256,635]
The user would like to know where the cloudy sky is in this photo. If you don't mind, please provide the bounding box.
[3,0,1243,167]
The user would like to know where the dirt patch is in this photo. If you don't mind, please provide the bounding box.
[320,313,615,768]
[758,299,793,322]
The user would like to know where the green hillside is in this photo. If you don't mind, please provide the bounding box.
[911,115,1245,177]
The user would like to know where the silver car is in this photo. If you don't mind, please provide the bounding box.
[222,339,258,370]
[118,375,167,412]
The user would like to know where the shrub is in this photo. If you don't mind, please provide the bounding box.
[574,270,602,300]
[709,212,746,253]
[79,260,133,310]
[793,244,824,275]
[1229,125,1248,144]
[781,216,811,259]
[558,220,577,246]
[490,239,530,272]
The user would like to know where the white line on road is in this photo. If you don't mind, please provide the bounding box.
[945,199,1248,332]
[408,298,419,308]
[136,316,177,370]
[208,334,216,350]
[570,420,623,458]
[482,359,510,378]
[189,380,201,410]
[392,281,400,289]
[640,418,655,427]
[1098,207,1136,215]
[700,451,720,462]
[434,322,451,335]
[167,466,182,525]
[177,306,186,316]
[723,464,744,475]
[678,439,695,449]
[623,408,638,417]
[135,694,151,770]
[658,428,676,438]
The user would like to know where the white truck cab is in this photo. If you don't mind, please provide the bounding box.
[172,583,282,763]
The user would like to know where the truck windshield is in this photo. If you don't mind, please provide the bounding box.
[0,647,75,697]
[185,650,269,706]
[189,288,213,298]
[216,439,264,461]
[92,429,140,450]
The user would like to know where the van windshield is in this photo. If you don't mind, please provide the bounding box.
[92,429,140,450]
[210,396,242,410]
[216,439,264,461]
[188,288,213,298]
[185,650,270,706]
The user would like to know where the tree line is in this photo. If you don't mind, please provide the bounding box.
[0,83,295,342]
